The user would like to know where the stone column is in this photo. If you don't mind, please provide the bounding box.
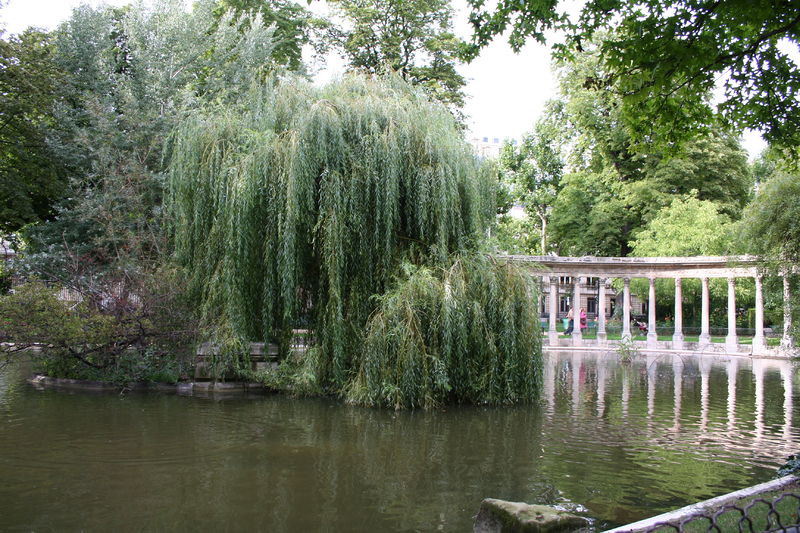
[699,277,711,347]
[726,277,738,352]
[753,274,765,354]
[647,277,658,348]
[781,272,793,350]
[572,276,583,345]
[622,278,632,341]
[548,276,559,345]
[673,277,684,350]
[597,277,607,343]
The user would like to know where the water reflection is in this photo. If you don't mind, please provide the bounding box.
[0,352,798,532]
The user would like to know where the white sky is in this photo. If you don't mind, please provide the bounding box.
[1,0,767,157]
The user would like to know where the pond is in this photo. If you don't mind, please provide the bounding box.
[1,351,797,532]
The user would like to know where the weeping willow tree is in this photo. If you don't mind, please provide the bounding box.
[167,73,541,407]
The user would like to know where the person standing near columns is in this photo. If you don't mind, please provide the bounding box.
[563,305,575,335]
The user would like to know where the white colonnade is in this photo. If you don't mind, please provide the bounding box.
[511,255,795,355]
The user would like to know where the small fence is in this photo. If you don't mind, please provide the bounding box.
[606,476,800,533]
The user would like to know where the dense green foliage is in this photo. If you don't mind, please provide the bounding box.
[463,0,800,150]
[213,0,330,72]
[0,280,194,382]
[168,74,542,406]
[510,42,753,257]
[0,29,67,232]
[741,161,800,264]
[4,0,285,382]
[630,194,734,257]
[349,256,542,408]
[329,0,467,115]
[496,107,564,253]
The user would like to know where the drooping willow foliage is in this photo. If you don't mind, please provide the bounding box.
[349,255,542,409]
[167,74,541,406]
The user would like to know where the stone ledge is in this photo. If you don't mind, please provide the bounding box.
[27,374,268,396]
[474,499,590,533]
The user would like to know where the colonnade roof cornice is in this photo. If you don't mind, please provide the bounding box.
[499,254,764,279]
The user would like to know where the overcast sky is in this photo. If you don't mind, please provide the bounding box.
[1,0,766,156]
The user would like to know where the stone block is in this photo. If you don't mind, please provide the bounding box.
[473,499,589,533]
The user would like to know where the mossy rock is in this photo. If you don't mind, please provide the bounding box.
[474,498,589,533]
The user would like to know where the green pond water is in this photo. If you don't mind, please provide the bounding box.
[1,351,797,532]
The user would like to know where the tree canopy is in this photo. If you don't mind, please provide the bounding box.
[167,74,541,407]
[0,29,67,233]
[463,0,800,150]
[329,0,467,115]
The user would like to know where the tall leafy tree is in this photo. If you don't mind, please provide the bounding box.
[167,74,541,408]
[463,0,800,150]
[544,42,752,256]
[212,0,331,72]
[23,0,284,277]
[0,29,67,233]
[497,105,564,253]
[329,0,467,115]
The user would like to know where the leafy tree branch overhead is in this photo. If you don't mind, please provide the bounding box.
[463,0,800,149]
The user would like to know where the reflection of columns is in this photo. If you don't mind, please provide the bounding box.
[548,277,559,345]
[699,357,712,432]
[597,354,606,418]
[622,278,632,341]
[726,358,738,432]
[621,368,630,418]
[597,278,607,343]
[573,277,583,345]
[753,358,765,441]
[726,277,738,352]
[647,277,658,348]
[571,352,583,413]
[646,354,658,420]
[543,354,556,415]
[673,278,684,350]
[781,362,793,442]
[753,274,765,354]
[672,356,683,431]
[699,277,711,347]
[782,273,793,349]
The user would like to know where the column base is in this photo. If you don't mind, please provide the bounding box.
[646,332,658,348]
[572,331,583,346]
[672,333,684,350]
[698,334,711,348]
[597,332,607,344]
[751,336,766,354]
[725,335,739,353]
